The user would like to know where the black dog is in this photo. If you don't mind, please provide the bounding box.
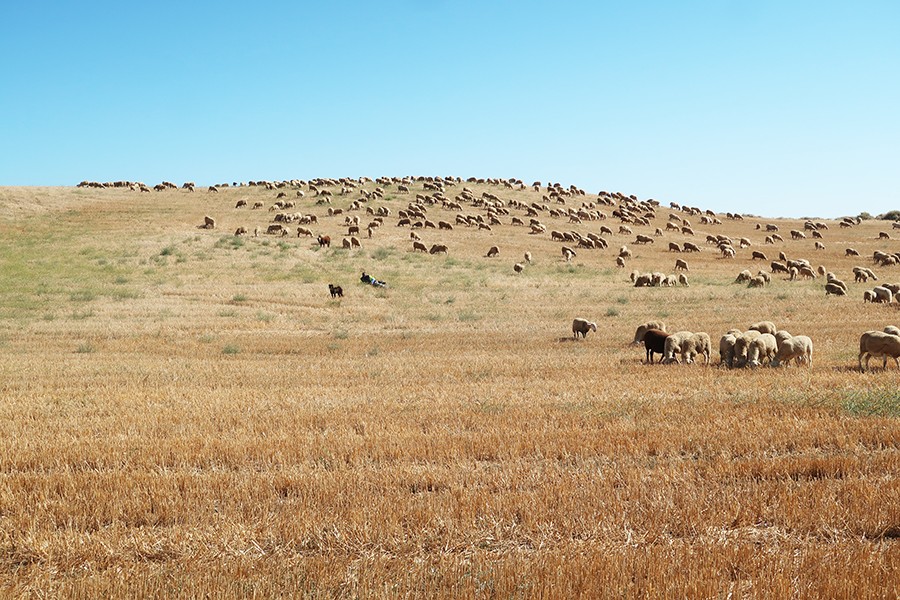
[328,284,343,298]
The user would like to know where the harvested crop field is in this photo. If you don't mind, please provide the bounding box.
[0,181,897,598]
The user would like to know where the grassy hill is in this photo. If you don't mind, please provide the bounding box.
[0,181,897,597]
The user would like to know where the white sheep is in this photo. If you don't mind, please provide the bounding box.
[677,273,689,287]
[747,333,777,367]
[733,330,763,368]
[858,330,900,371]
[661,331,700,364]
[735,270,752,283]
[772,334,813,367]
[684,332,711,364]
[632,321,667,345]
[872,286,894,304]
[572,318,598,339]
[749,321,777,335]
[719,331,742,368]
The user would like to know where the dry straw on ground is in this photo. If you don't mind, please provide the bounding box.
[0,182,897,598]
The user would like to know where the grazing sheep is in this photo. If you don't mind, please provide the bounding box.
[863,290,876,303]
[661,331,695,364]
[756,271,771,285]
[719,333,740,368]
[296,226,314,237]
[633,321,667,345]
[733,330,763,368]
[748,275,767,288]
[749,321,777,335]
[642,329,670,364]
[429,244,449,255]
[770,261,789,274]
[751,251,768,261]
[872,286,894,304]
[846,248,860,257]
[618,246,632,259]
[668,242,682,252]
[683,242,701,253]
[635,234,654,245]
[616,256,627,268]
[234,227,247,236]
[634,273,653,287]
[412,241,428,253]
[772,334,813,367]
[486,246,500,258]
[203,216,216,229]
[328,284,343,298]
[513,262,525,273]
[815,241,825,250]
[524,251,532,263]
[859,330,900,371]
[342,238,352,249]
[572,318,598,339]
[674,259,689,271]
[685,332,712,364]
[735,270,752,283]
[678,273,689,287]
[747,333,777,367]
[825,282,846,296]
[562,246,577,262]
[317,235,331,248]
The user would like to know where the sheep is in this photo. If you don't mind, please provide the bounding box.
[668,242,682,252]
[751,251,768,261]
[683,242,701,253]
[486,246,500,258]
[524,251,532,263]
[872,286,894,304]
[618,246,632,259]
[735,270,752,283]
[296,226,313,237]
[635,234,654,245]
[863,290,876,303]
[747,333,777,367]
[572,318,598,339]
[749,321,777,335]
[719,332,741,368]
[733,330,763,368]
[674,259,689,271]
[642,329,670,364]
[562,246,577,261]
[429,244,449,255]
[770,261,789,274]
[677,273,689,287]
[846,248,860,257]
[634,273,653,287]
[815,241,825,250]
[234,227,247,236]
[825,282,847,296]
[858,331,900,371]
[772,334,813,367]
[748,275,767,288]
[513,262,525,274]
[328,284,343,298]
[661,331,696,364]
[616,256,627,268]
[685,332,712,364]
[756,271,771,285]
[633,321,667,345]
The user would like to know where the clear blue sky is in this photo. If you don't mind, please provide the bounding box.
[2,1,898,218]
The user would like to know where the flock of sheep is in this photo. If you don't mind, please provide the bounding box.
[571,318,900,371]
[80,175,899,371]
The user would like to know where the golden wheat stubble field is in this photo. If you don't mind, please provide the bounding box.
[0,181,897,598]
